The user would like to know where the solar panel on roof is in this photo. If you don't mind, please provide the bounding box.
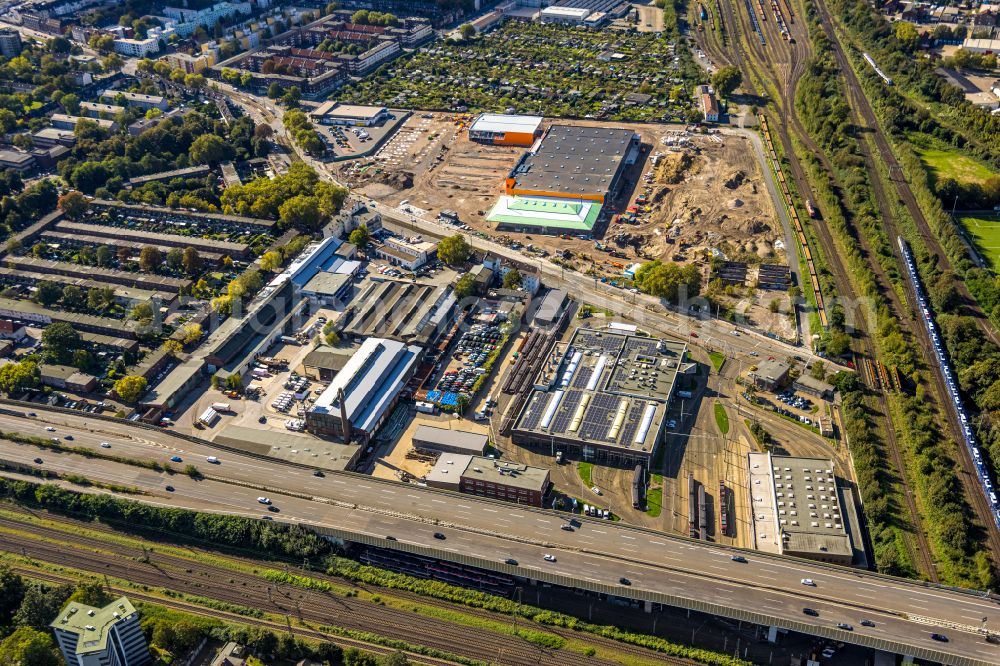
[551,390,583,434]
[520,393,547,431]
[572,365,593,389]
[618,402,648,447]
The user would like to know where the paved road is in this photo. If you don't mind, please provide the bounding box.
[2,408,999,665]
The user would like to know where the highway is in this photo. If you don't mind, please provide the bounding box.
[2,407,999,665]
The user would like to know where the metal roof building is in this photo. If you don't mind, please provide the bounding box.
[306,337,421,443]
[511,328,688,467]
[469,113,543,146]
[413,424,489,456]
[486,195,601,234]
[505,125,640,203]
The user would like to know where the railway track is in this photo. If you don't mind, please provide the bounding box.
[809,0,1000,566]
[14,568,461,666]
[694,0,941,580]
[0,511,703,666]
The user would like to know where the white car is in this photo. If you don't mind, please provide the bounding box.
[591,486,602,496]
[45,427,56,432]
[543,554,557,562]
[257,497,271,505]
[800,578,816,586]
[100,442,111,449]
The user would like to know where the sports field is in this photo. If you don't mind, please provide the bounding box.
[960,213,1000,270]
[910,133,996,186]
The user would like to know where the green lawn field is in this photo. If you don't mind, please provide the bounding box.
[910,133,997,186]
[959,213,1000,270]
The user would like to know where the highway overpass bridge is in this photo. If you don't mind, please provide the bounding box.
[0,404,998,666]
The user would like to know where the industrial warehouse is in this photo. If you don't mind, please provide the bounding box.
[468,113,544,146]
[511,328,691,467]
[488,124,641,235]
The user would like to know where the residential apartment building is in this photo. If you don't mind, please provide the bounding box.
[51,597,152,666]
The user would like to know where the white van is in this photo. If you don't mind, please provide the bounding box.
[206,456,220,464]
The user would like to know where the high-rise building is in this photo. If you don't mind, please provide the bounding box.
[50,596,152,666]
[0,29,23,58]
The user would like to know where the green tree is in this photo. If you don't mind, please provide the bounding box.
[454,273,476,298]
[437,234,471,266]
[114,375,148,403]
[502,268,522,289]
[139,246,162,273]
[59,93,80,115]
[894,21,920,52]
[57,190,88,219]
[0,567,25,626]
[459,23,475,40]
[189,134,232,165]
[225,373,243,390]
[348,225,370,250]
[260,251,282,272]
[61,285,83,309]
[13,582,72,631]
[166,247,184,270]
[179,323,203,345]
[710,65,742,99]
[34,281,62,307]
[182,247,202,274]
[0,360,39,394]
[0,626,60,666]
[279,194,322,230]
[95,245,112,267]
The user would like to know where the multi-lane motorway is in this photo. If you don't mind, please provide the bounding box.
[1,407,998,665]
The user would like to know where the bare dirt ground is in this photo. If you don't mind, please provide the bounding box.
[636,134,781,264]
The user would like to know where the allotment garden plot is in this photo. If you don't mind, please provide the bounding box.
[335,22,701,122]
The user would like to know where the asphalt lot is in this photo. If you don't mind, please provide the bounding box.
[1,408,999,665]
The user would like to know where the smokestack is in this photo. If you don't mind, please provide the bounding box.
[338,387,352,443]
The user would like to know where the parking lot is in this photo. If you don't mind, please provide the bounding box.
[315,111,409,160]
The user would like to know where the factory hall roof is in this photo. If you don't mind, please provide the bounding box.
[470,113,543,135]
[508,125,638,199]
[309,337,420,434]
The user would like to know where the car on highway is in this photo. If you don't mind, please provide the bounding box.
[433,532,446,540]
[267,505,279,512]
[27,412,35,417]
[51,437,59,443]
[860,619,875,627]
[749,351,759,357]
[689,332,698,338]
[45,426,55,432]
[165,485,174,492]
[730,555,747,563]
[262,516,273,520]
[543,554,557,562]
[800,578,816,586]
[561,524,574,531]
[170,455,183,462]
[257,497,271,504]
[836,623,853,631]
[802,608,818,617]
[619,577,631,585]
[206,456,220,464]
[930,633,948,642]
[63,434,73,440]
[33,457,43,464]
[313,470,324,477]
[100,442,111,448]
[505,558,518,565]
